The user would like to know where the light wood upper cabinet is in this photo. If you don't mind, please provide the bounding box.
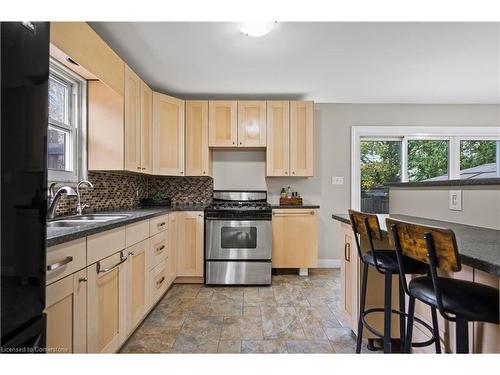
[177,211,204,277]
[272,209,317,268]
[209,101,238,147]
[88,81,124,171]
[87,251,127,353]
[237,101,267,147]
[126,239,150,334]
[185,101,211,176]
[290,101,314,176]
[140,81,153,174]
[266,101,290,176]
[45,269,87,353]
[50,22,125,95]
[153,92,185,176]
[124,65,141,173]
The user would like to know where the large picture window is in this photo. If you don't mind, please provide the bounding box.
[48,59,86,182]
[353,127,500,213]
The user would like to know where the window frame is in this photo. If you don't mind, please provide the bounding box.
[351,126,500,210]
[48,59,87,183]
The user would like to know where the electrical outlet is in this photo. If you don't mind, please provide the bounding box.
[331,176,344,185]
[449,190,462,211]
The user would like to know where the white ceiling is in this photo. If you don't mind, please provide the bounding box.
[89,22,500,104]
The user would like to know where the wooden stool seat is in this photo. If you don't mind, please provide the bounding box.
[363,250,428,274]
[409,276,499,324]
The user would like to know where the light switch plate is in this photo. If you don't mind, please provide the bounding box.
[331,176,344,185]
[449,190,462,211]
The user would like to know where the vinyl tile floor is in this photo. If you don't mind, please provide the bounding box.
[120,268,362,354]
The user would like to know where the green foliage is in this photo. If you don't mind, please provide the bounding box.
[407,140,448,182]
[360,141,401,191]
[460,140,496,170]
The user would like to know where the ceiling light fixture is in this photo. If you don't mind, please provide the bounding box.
[238,22,276,37]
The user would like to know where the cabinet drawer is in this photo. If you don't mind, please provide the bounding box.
[87,227,126,265]
[150,230,168,269]
[149,214,169,236]
[125,220,149,247]
[46,238,87,285]
[150,260,169,305]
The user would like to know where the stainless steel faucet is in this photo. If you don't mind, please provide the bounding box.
[47,186,77,219]
[76,180,94,215]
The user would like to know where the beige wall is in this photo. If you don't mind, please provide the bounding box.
[390,185,500,230]
[212,104,500,264]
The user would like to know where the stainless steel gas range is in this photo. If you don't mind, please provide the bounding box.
[204,190,272,285]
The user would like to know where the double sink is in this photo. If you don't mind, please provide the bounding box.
[47,213,132,228]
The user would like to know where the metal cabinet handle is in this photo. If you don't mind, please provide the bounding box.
[96,252,127,274]
[156,244,165,254]
[239,142,242,145]
[285,171,288,175]
[292,171,295,175]
[156,276,165,288]
[344,242,351,262]
[203,171,206,174]
[128,251,135,256]
[157,222,166,228]
[142,167,146,170]
[47,256,73,271]
[180,171,184,174]
[137,167,141,170]
[79,277,87,283]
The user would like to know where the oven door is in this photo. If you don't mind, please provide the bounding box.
[205,219,271,260]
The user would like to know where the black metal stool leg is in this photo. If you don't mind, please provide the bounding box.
[455,316,469,353]
[356,263,369,353]
[383,271,392,353]
[405,296,415,353]
[430,307,441,353]
[398,277,406,353]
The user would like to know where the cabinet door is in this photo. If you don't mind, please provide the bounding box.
[126,239,150,334]
[339,224,354,328]
[45,269,87,353]
[153,92,185,176]
[271,209,317,268]
[88,81,124,171]
[185,100,211,176]
[237,101,266,147]
[290,101,314,176]
[208,100,237,147]
[124,65,141,172]
[177,211,204,277]
[266,101,290,176]
[140,81,153,174]
[168,212,179,283]
[87,251,127,353]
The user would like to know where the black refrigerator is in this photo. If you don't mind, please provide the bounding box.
[1,22,49,352]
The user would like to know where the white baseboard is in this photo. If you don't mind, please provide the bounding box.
[316,259,341,268]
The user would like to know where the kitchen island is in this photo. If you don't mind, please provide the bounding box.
[332,213,500,353]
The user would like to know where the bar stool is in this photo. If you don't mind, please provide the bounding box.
[387,218,500,353]
[348,210,438,353]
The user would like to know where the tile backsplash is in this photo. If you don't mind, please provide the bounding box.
[53,171,213,217]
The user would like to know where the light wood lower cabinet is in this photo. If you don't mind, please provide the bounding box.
[125,239,150,334]
[45,269,87,353]
[87,251,127,353]
[271,209,317,268]
[176,211,204,277]
[339,223,356,329]
[168,213,179,283]
[150,259,169,306]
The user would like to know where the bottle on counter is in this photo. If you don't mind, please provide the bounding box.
[280,188,286,199]
[286,187,292,198]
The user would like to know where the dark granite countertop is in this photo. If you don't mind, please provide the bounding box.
[47,205,208,247]
[388,177,500,188]
[332,213,500,277]
[271,205,320,209]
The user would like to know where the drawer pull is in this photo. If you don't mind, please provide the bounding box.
[96,252,127,274]
[79,277,88,283]
[156,276,165,288]
[47,256,73,271]
[157,222,166,228]
[156,244,166,254]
